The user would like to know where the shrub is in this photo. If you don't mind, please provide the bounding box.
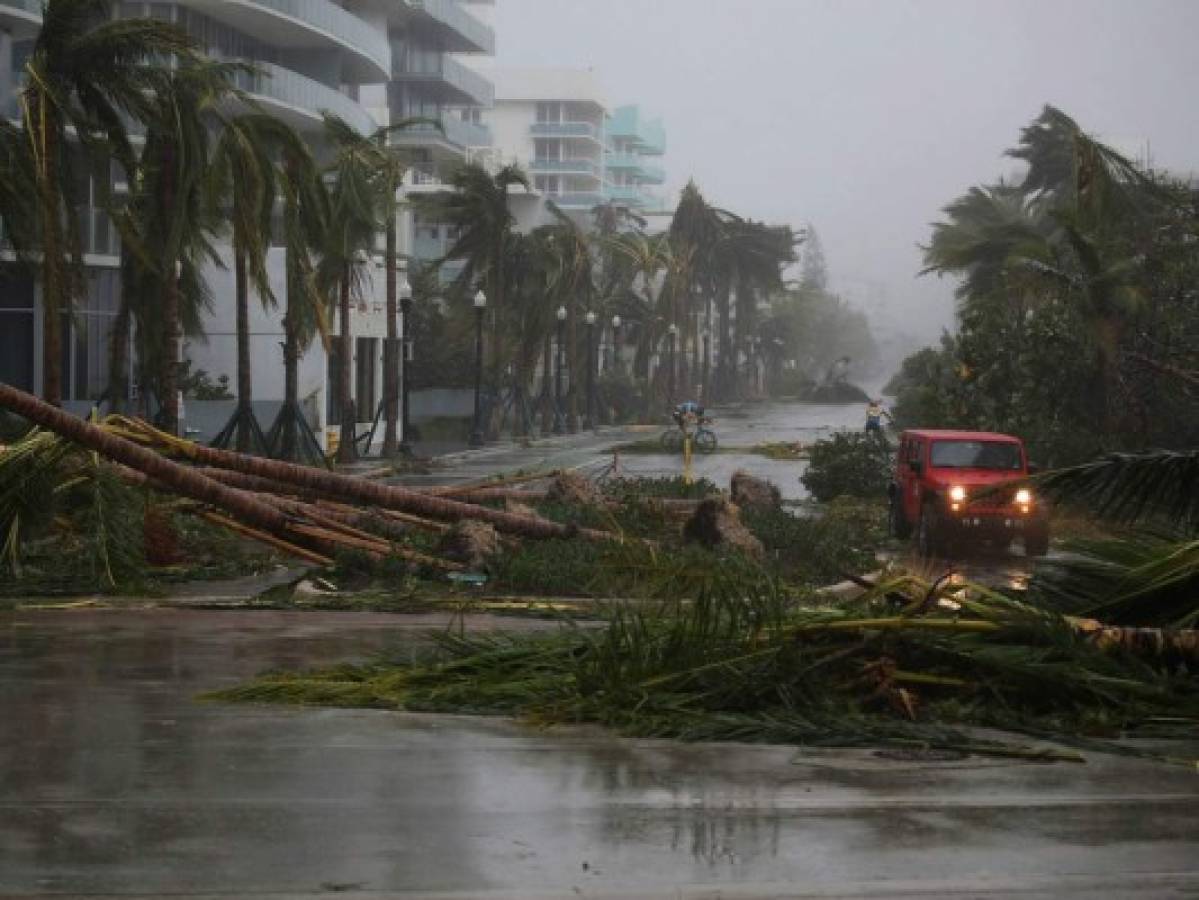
[801,432,891,502]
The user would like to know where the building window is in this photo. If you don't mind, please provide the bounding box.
[57,269,121,403]
[536,102,561,124]
[0,272,35,392]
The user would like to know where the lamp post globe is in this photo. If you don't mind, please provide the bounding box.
[468,290,487,448]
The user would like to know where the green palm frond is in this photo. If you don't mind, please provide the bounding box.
[1035,448,1199,530]
[1031,535,1199,629]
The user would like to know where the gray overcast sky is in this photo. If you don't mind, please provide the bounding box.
[492,0,1199,343]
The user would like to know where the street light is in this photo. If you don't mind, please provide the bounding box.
[397,267,414,456]
[468,289,487,448]
[611,314,622,374]
[667,322,678,406]
[584,310,597,430]
[553,304,567,435]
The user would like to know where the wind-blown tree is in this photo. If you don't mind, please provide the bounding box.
[108,59,240,427]
[901,105,1196,463]
[799,224,828,292]
[320,114,381,464]
[317,118,439,457]
[207,113,288,453]
[266,133,330,464]
[23,0,199,409]
[418,162,529,438]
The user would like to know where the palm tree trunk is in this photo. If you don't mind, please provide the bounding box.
[234,247,252,451]
[36,102,63,407]
[336,264,356,463]
[160,268,181,435]
[0,382,290,535]
[158,142,181,436]
[381,206,399,457]
[717,280,732,401]
[107,286,131,416]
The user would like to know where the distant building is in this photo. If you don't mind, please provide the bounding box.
[479,67,669,222]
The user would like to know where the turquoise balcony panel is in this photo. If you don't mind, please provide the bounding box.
[236,61,376,134]
[530,158,601,176]
[606,186,644,205]
[530,121,602,141]
[607,104,666,155]
[638,161,666,184]
[0,0,41,36]
[184,0,390,80]
[392,51,494,106]
[398,0,495,55]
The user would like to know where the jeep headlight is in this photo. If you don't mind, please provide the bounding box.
[1015,488,1032,505]
[949,485,967,503]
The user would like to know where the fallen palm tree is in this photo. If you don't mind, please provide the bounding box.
[100,413,613,542]
[0,385,620,572]
[210,562,1199,763]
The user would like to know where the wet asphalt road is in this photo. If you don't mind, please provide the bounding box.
[3,609,1198,898]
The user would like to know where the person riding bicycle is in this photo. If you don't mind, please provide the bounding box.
[865,399,891,439]
[673,400,705,432]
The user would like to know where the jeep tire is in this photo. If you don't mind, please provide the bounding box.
[1025,525,1050,558]
[889,495,912,539]
[917,506,940,558]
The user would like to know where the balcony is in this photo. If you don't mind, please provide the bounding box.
[179,0,390,81]
[545,192,606,210]
[393,51,494,106]
[608,105,666,155]
[530,121,603,143]
[530,158,601,176]
[390,115,491,154]
[606,185,652,208]
[605,153,666,184]
[0,0,41,37]
[236,61,376,134]
[395,0,495,55]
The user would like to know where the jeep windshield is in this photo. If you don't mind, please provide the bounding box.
[930,440,1022,470]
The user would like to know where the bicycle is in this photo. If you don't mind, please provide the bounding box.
[659,414,718,455]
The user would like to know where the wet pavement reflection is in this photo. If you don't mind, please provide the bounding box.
[3,609,1198,897]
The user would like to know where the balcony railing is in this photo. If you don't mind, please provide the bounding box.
[530,121,602,141]
[0,0,42,34]
[401,0,495,54]
[545,191,606,209]
[393,51,494,106]
[530,158,601,176]
[392,116,491,150]
[228,0,391,78]
[237,62,376,134]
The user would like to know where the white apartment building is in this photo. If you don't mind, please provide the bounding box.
[0,0,496,450]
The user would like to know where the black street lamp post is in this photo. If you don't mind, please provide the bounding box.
[667,322,678,406]
[584,311,597,430]
[397,268,414,456]
[553,304,567,435]
[468,289,486,448]
[611,314,622,374]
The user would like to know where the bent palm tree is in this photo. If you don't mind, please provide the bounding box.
[23,0,199,408]
[418,162,529,438]
[110,59,238,428]
[320,115,381,463]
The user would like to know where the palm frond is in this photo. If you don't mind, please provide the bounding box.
[1035,448,1199,530]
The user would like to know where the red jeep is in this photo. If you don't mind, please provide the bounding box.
[888,429,1049,557]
